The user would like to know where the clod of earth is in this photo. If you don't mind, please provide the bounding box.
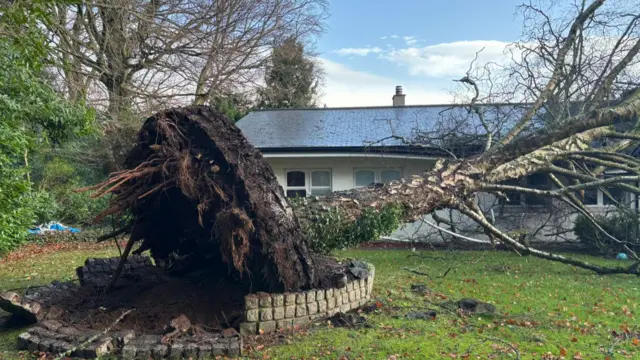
[405,310,437,320]
[439,298,497,315]
[327,312,369,328]
[410,284,433,294]
[81,106,348,292]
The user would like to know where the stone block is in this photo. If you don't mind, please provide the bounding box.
[260,308,273,321]
[26,335,40,352]
[285,305,296,318]
[197,343,212,359]
[293,316,310,327]
[246,309,259,322]
[340,287,347,294]
[16,332,31,350]
[342,293,349,304]
[285,293,297,305]
[335,295,342,306]
[239,322,257,336]
[37,338,54,353]
[348,290,356,301]
[327,297,336,309]
[227,339,241,357]
[316,290,325,301]
[258,292,272,308]
[184,343,199,359]
[273,294,284,307]
[245,295,259,310]
[305,290,316,303]
[355,288,361,300]
[50,340,72,355]
[212,341,228,356]
[40,320,63,332]
[296,293,306,304]
[122,344,137,359]
[318,299,327,313]
[307,301,318,315]
[324,289,334,299]
[351,301,359,310]
[83,336,115,358]
[277,319,294,330]
[359,299,367,306]
[258,320,277,333]
[296,304,307,317]
[273,307,285,320]
[359,279,365,288]
[327,308,339,317]
[340,304,350,313]
[150,344,169,359]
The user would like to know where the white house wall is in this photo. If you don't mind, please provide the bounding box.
[265,156,436,192]
[264,155,625,244]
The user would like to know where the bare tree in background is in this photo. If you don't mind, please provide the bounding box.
[43,0,328,118]
[295,0,640,275]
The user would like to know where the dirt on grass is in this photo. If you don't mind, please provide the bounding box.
[58,271,247,334]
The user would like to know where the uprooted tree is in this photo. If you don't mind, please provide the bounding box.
[86,0,640,294]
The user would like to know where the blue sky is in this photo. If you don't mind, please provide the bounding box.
[316,0,526,107]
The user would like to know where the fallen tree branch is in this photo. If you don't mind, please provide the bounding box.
[55,309,133,360]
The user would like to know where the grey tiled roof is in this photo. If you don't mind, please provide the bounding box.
[236,104,529,151]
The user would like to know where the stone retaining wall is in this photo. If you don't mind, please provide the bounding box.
[75,255,161,287]
[16,321,241,358]
[239,263,375,336]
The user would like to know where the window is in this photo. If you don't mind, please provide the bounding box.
[354,168,403,188]
[381,170,402,183]
[285,170,331,197]
[580,188,599,205]
[355,170,375,187]
[499,173,549,207]
[524,173,549,206]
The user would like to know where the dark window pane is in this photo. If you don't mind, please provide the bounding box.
[524,173,548,206]
[355,170,375,187]
[499,178,521,205]
[603,186,627,205]
[286,189,306,198]
[286,171,305,187]
[381,170,402,183]
[311,171,330,187]
[310,188,331,196]
[581,188,598,205]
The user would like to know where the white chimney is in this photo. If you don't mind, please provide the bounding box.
[392,85,405,107]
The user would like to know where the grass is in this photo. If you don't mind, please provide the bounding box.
[1,245,639,359]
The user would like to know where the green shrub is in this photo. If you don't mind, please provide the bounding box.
[301,204,404,254]
[574,210,640,254]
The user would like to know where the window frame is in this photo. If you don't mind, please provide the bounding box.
[353,168,403,188]
[284,169,332,197]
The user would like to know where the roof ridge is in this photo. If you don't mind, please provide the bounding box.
[251,102,530,112]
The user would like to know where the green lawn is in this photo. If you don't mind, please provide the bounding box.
[1,246,639,359]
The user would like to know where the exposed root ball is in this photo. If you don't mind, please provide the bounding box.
[83,106,315,291]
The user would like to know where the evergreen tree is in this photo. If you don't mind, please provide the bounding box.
[258,38,321,109]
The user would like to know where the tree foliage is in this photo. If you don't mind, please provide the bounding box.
[0,3,95,251]
[258,37,321,109]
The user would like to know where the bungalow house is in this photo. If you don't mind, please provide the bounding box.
[236,87,637,242]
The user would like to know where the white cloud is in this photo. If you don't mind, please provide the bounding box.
[390,35,399,39]
[380,36,388,40]
[335,47,383,56]
[317,58,453,107]
[403,36,418,46]
[383,40,511,78]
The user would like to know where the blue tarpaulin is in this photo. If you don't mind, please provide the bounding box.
[28,222,81,235]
